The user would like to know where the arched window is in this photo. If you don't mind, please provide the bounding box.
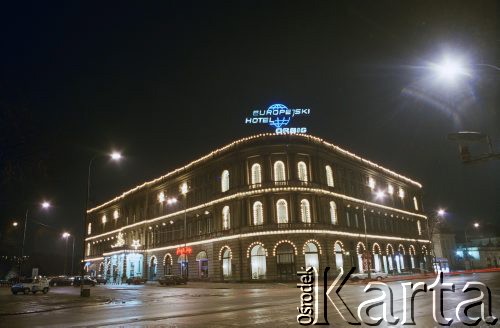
[329,201,338,225]
[222,248,232,277]
[113,210,119,219]
[334,242,343,270]
[304,242,319,270]
[373,243,382,272]
[163,254,172,275]
[222,206,230,230]
[221,170,230,192]
[196,251,209,278]
[325,165,334,187]
[149,256,157,280]
[356,242,366,273]
[87,223,92,235]
[273,161,286,183]
[250,245,267,279]
[276,199,288,223]
[251,163,262,186]
[297,161,308,182]
[300,199,311,223]
[253,201,264,225]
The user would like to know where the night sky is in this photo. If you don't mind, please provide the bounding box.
[1,1,498,274]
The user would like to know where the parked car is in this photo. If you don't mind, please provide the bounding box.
[49,275,74,286]
[126,277,147,285]
[73,276,97,287]
[351,269,388,281]
[94,275,107,285]
[158,275,187,286]
[11,277,50,294]
[0,279,10,286]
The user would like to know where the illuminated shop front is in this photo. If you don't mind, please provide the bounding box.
[84,133,432,281]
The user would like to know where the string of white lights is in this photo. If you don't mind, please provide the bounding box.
[140,229,431,254]
[87,133,422,213]
[85,186,427,242]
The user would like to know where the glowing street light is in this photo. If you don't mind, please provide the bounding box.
[464,221,481,271]
[18,201,52,278]
[437,209,446,217]
[12,221,18,227]
[110,151,122,161]
[62,232,74,275]
[375,190,385,200]
[430,56,470,82]
[82,149,123,296]
[179,182,189,281]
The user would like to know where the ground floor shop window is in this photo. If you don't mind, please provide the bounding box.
[196,251,209,278]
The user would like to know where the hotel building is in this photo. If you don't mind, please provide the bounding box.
[84,134,431,281]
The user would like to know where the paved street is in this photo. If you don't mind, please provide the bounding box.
[1,272,499,327]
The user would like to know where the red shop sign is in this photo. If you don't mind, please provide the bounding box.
[176,246,193,256]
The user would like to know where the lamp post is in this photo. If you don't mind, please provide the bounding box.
[464,222,480,271]
[17,201,51,278]
[62,232,75,275]
[361,206,371,279]
[81,151,122,297]
[426,56,500,163]
[179,182,189,281]
[426,208,446,272]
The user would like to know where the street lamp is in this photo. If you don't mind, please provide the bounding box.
[81,151,122,297]
[463,221,480,271]
[426,208,446,272]
[430,56,470,82]
[110,151,122,161]
[180,182,189,281]
[361,189,388,280]
[429,55,499,83]
[427,55,500,163]
[16,201,51,278]
[62,232,75,275]
[12,222,18,227]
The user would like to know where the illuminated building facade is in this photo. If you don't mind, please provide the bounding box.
[84,134,431,282]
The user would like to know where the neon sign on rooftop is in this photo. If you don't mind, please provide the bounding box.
[244,103,310,134]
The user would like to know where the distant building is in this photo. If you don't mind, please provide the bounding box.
[431,227,456,272]
[455,237,500,270]
[83,134,431,282]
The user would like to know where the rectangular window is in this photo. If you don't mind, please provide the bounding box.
[207,218,212,234]
[346,212,351,227]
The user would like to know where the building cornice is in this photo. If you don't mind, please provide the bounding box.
[87,133,423,214]
[85,186,427,242]
[144,230,431,254]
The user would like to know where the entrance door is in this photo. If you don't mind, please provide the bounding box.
[276,243,295,281]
